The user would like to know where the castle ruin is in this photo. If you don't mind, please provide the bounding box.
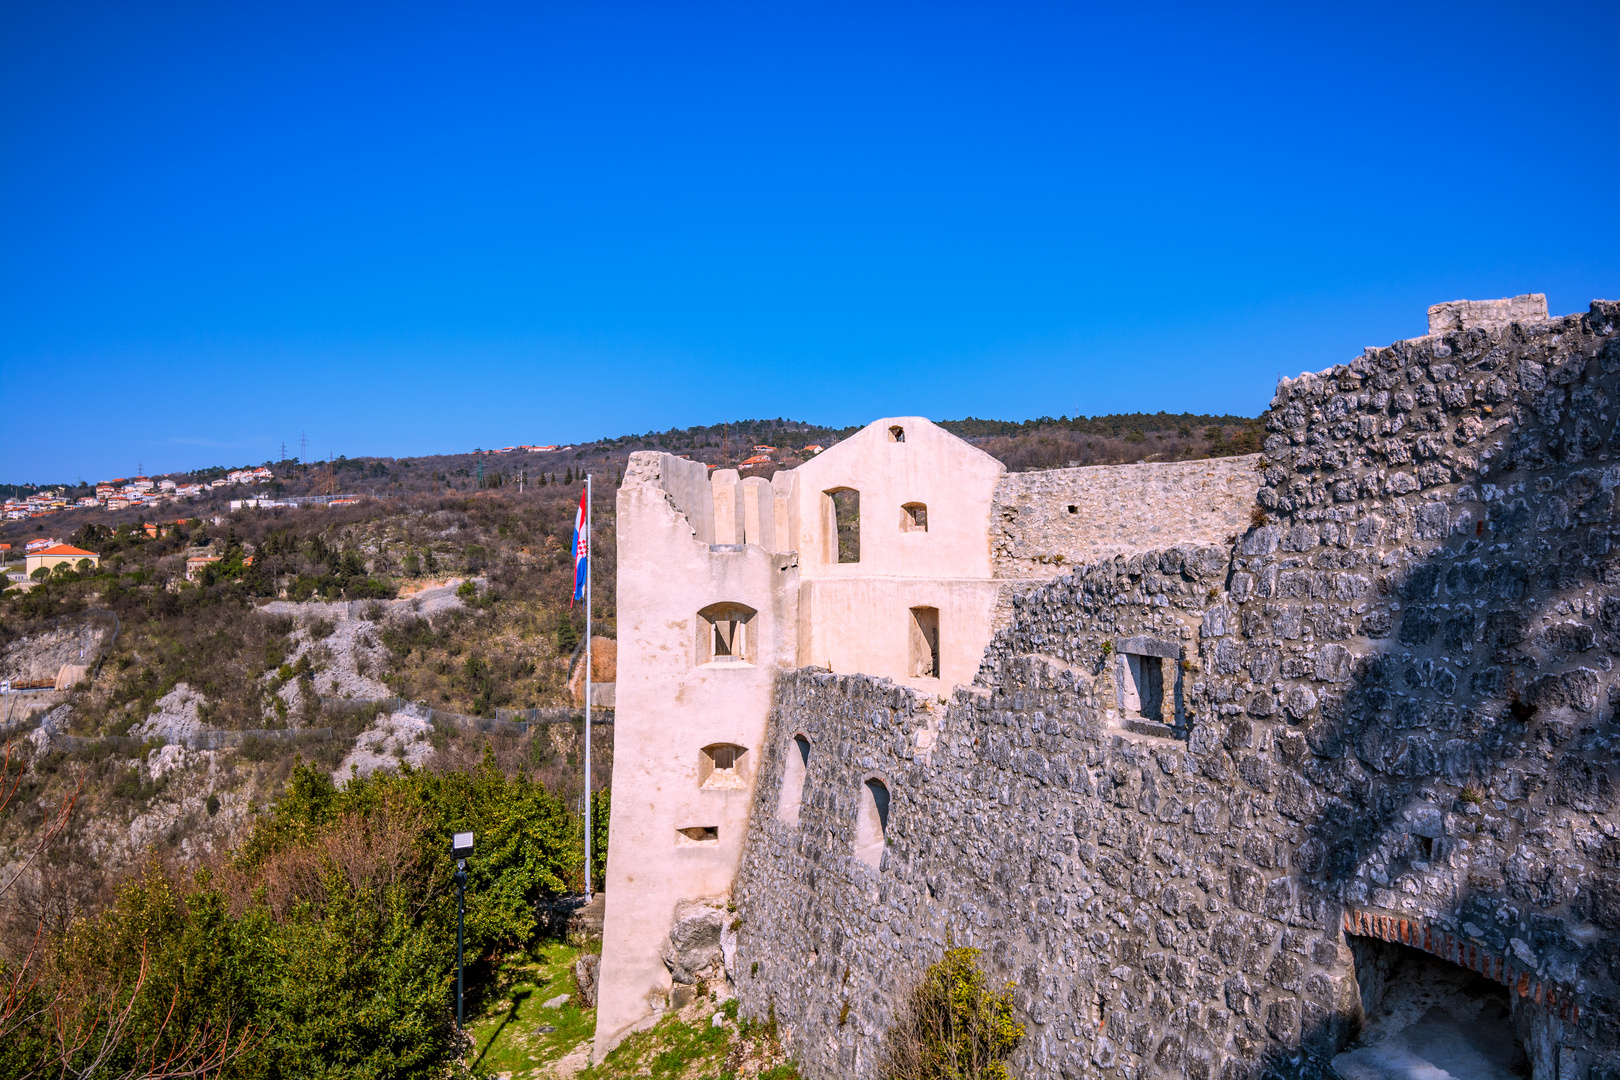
[596,294,1620,1079]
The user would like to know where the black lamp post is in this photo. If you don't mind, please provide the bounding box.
[452,831,474,1029]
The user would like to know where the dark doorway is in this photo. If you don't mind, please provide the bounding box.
[1335,937,1530,1080]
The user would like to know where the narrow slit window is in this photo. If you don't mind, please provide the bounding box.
[776,734,811,825]
[909,606,940,679]
[823,488,860,563]
[697,602,757,665]
[855,778,890,869]
[678,826,719,844]
[901,502,928,533]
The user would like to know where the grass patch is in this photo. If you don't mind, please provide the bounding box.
[578,996,800,1080]
[465,950,802,1080]
[466,940,597,1076]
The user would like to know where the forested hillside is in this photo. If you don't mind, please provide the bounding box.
[1,411,1259,533]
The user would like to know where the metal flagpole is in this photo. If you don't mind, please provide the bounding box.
[584,473,593,902]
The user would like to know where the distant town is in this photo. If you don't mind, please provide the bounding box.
[0,437,839,524]
[0,446,590,523]
[3,466,278,520]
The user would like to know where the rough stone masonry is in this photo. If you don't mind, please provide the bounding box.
[729,296,1620,1079]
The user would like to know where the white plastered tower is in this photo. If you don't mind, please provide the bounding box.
[592,418,1009,1056]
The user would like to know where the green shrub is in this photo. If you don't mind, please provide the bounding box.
[238,735,281,762]
[882,947,1024,1080]
[6,755,585,1079]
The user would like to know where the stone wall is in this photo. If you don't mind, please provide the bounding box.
[729,299,1620,1080]
[992,457,1262,578]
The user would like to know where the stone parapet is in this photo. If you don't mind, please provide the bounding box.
[991,456,1261,576]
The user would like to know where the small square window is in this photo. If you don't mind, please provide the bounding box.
[700,743,748,789]
[697,603,757,665]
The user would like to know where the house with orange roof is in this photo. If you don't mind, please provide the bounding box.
[185,555,221,581]
[25,544,99,576]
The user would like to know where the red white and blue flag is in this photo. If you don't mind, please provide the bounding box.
[571,487,589,607]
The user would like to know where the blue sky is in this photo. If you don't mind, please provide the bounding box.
[2,1,1615,483]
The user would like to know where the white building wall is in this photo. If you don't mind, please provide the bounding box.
[595,420,1022,1055]
[594,453,799,1052]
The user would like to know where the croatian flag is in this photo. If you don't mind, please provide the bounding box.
[571,487,588,606]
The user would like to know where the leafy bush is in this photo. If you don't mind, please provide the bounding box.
[882,947,1024,1080]
[3,754,586,1079]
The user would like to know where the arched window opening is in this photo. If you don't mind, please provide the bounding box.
[697,602,757,665]
[909,607,940,679]
[776,734,811,825]
[700,743,748,790]
[855,778,890,870]
[822,488,860,563]
[901,502,928,533]
[888,425,906,442]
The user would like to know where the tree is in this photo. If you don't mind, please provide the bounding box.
[883,947,1023,1080]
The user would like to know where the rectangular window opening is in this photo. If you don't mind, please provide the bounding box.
[713,620,741,660]
[824,488,860,563]
[1126,654,1165,722]
[1113,639,1187,739]
[909,606,940,679]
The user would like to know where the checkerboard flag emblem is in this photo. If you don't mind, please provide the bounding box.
[571,488,588,607]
